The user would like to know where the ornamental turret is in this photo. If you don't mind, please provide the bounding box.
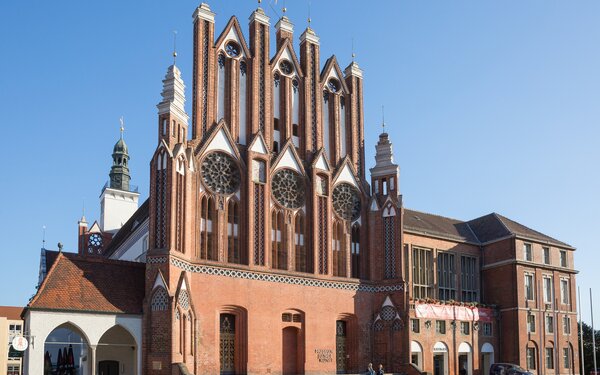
[109,124,131,191]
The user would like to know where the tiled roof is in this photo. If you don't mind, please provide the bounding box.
[28,252,145,314]
[103,198,150,257]
[0,306,24,320]
[404,209,572,249]
[403,209,479,244]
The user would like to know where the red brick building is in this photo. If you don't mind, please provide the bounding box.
[25,3,579,375]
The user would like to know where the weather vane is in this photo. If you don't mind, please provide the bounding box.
[119,116,125,138]
[173,30,178,64]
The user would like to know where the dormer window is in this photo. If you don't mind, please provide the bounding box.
[225,41,240,57]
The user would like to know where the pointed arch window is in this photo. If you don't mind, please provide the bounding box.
[200,195,216,260]
[333,220,346,277]
[272,210,287,270]
[351,224,360,278]
[217,53,226,122]
[151,287,169,311]
[227,199,241,264]
[295,213,307,273]
[220,314,236,374]
[239,60,248,145]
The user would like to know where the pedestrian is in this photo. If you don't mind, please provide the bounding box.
[367,362,376,375]
[378,364,385,375]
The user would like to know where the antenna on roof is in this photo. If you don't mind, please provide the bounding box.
[172,30,178,65]
[381,105,386,133]
[42,225,46,249]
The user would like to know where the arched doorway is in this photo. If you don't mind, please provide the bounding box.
[481,343,494,375]
[282,327,299,375]
[96,325,137,375]
[411,340,423,370]
[44,323,90,375]
[458,342,472,375]
[433,341,448,375]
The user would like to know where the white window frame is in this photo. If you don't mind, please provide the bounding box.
[543,275,553,304]
[525,273,535,301]
[524,243,533,261]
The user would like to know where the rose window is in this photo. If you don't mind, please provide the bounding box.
[201,152,241,195]
[332,183,361,221]
[279,60,293,75]
[225,41,240,57]
[87,233,103,254]
[271,169,306,209]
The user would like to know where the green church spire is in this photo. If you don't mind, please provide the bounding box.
[109,117,131,191]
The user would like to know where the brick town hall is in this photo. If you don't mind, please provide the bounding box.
[22,3,579,375]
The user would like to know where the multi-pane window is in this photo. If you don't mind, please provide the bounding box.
[482,322,492,336]
[411,319,420,333]
[563,347,571,368]
[525,274,535,301]
[461,256,478,302]
[524,243,533,261]
[560,250,568,267]
[543,276,553,304]
[527,314,536,333]
[563,315,571,334]
[227,200,240,264]
[295,214,307,273]
[436,320,446,334]
[7,365,20,375]
[543,247,550,264]
[546,347,554,369]
[546,315,554,334]
[413,247,433,299]
[351,224,360,278]
[437,252,456,301]
[561,279,570,304]
[272,210,287,270]
[526,347,536,370]
[460,322,470,335]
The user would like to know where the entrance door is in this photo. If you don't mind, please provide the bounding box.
[282,327,298,375]
[458,354,468,375]
[482,354,491,375]
[98,360,119,375]
[434,354,445,375]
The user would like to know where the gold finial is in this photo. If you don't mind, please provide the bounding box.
[282,0,287,14]
[381,105,386,133]
[352,38,356,62]
[172,30,178,65]
[308,0,312,26]
[119,116,125,139]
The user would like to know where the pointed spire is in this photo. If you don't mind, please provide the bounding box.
[381,105,386,134]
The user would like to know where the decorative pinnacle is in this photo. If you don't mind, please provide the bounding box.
[119,116,125,139]
[381,105,386,133]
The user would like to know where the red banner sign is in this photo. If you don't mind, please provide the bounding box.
[414,303,494,322]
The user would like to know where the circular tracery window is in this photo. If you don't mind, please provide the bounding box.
[271,169,306,209]
[328,78,340,93]
[225,41,240,57]
[87,233,103,254]
[279,60,293,75]
[201,152,241,195]
[332,183,361,221]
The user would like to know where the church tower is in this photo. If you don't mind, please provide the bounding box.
[100,124,140,233]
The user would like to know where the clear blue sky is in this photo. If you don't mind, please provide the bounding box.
[1,1,599,323]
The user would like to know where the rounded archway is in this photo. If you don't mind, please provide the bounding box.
[410,340,423,370]
[458,342,472,375]
[481,343,495,375]
[432,341,449,375]
[44,323,90,375]
[96,325,137,375]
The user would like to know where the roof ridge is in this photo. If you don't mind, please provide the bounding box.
[494,212,572,247]
[491,212,513,235]
[404,208,465,223]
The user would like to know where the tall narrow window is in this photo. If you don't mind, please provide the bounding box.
[175,158,185,252]
[217,53,226,122]
[563,315,571,334]
[412,247,433,298]
[318,194,328,275]
[525,274,535,301]
[273,73,281,153]
[563,347,571,368]
[545,315,554,333]
[560,278,570,304]
[200,196,216,260]
[272,210,286,270]
[461,256,478,302]
[295,213,307,272]
[543,276,553,303]
[437,252,456,301]
[384,216,395,279]
[253,160,266,266]
[239,61,247,144]
[545,347,554,369]
[524,243,533,261]
[336,321,347,373]
[227,200,240,264]
[333,221,346,277]
[351,224,360,278]
[339,96,347,158]
[560,250,568,267]
[527,314,536,333]
[543,247,550,264]
[526,347,537,370]
[292,78,300,148]
[322,91,331,161]
[220,314,236,374]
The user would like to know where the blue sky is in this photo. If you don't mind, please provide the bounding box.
[1,1,599,323]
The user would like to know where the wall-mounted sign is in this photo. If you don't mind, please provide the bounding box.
[315,349,333,363]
